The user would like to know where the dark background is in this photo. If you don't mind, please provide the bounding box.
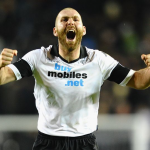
[0,0,150,115]
[1,0,150,150]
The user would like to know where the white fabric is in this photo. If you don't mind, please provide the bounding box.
[7,64,22,80]
[7,46,135,137]
[120,69,135,86]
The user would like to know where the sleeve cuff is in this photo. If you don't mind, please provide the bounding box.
[119,69,135,86]
[7,64,22,80]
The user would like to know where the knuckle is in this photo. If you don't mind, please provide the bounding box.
[2,60,5,64]
[1,55,5,60]
[1,51,5,55]
[3,48,7,52]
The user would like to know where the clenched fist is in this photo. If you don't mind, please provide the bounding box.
[0,48,17,68]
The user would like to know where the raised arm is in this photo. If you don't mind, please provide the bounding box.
[0,48,17,85]
[127,54,150,89]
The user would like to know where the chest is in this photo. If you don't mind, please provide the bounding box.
[34,61,103,93]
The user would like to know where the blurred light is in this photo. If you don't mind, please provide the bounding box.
[104,1,121,20]
[2,139,20,150]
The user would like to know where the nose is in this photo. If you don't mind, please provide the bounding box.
[67,18,74,26]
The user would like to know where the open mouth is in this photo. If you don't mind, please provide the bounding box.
[67,30,76,40]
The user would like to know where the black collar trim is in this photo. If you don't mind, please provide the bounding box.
[50,44,88,63]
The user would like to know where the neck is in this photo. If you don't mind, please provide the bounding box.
[58,44,81,62]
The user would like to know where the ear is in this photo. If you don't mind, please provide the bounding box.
[53,27,58,37]
[83,26,86,36]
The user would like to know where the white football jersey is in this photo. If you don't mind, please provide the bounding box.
[8,45,135,137]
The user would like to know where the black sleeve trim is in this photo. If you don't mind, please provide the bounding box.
[107,63,130,84]
[13,59,33,78]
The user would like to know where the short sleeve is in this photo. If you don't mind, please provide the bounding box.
[22,49,39,72]
[96,51,119,80]
[7,49,40,80]
[96,50,135,86]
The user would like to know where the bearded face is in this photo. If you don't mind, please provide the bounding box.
[57,24,84,51]
[54,9,86,51]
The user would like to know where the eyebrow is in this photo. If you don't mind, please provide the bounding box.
[61,15,80,19]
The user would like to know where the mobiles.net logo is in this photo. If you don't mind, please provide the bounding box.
[48,63,87,86]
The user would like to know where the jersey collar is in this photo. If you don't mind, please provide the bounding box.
[50,44,88,59]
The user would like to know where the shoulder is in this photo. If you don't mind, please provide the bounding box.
[22,45,52,61]
[85,46,112,61]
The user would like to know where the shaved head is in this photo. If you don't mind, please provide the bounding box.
[55,8,83,27]
[53,7,86,52]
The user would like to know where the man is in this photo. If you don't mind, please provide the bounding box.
[0,7,150,150]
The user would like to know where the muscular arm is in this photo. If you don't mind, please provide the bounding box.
[0,48,17,85]
[127,54,150,89]
[0,66,16,85]
[127,67,150,89]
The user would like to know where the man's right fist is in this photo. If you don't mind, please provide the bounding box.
[0,48,17,68]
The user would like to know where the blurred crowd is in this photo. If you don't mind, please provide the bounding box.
[0,0,150,115]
